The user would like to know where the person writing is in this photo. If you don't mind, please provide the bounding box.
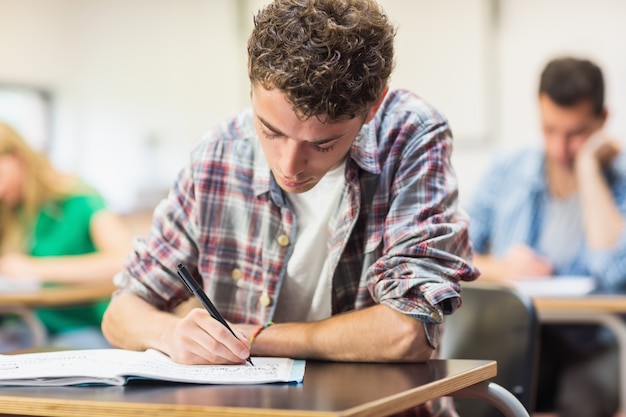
[0,122,133,349]
[103,0,478,415]
[467,57,625,417]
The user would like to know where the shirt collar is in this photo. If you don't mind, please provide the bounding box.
[349,121,381,175]
[251,137,272,198]
[520,148,549,193]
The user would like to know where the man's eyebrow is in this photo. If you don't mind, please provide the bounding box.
[257,114,345,145]
[257,115,284,135]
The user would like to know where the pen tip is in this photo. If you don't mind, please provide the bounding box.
[247,357,254,366]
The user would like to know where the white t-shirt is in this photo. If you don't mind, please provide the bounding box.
[273,160,347,322]
[538,193,584,273]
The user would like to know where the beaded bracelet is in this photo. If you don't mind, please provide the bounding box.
[249,321,274,345]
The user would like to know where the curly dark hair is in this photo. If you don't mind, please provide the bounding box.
[248,0,395,121]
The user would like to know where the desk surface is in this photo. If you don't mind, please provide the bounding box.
[0,282,115,308]
[0,359,496,417]
[533,294,626,313]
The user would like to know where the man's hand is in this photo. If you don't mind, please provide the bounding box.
[162,308,251,365]
[501,244,553,280]
[576,130,621,172]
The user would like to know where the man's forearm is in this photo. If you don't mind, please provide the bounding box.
[104,295,436,363]
[577,158,625,249]
[102,293,179,352]
[249,304,434,362]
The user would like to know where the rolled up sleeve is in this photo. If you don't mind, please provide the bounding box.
[366,117,479,347]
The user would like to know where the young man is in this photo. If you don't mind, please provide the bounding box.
[468,57,626,417]
[103,1,478,414]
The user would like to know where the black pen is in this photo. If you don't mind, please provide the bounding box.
[176,263,254,366]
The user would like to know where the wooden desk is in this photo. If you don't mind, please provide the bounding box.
[0,282,115,307]
[0,282,115,346]
[0,359,529,417]
[534,295,626,416]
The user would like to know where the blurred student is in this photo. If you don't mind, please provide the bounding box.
[102,0,479,415]
[467,57,625,417]
[0,122,133,349]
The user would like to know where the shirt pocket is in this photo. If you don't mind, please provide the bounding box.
[200,254,265,322]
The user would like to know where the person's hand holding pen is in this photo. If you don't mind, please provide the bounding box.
[162,307,253,365]
[159,264,253,366]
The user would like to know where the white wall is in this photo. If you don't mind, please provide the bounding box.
[0,0,248,212]
[1,0,626,210]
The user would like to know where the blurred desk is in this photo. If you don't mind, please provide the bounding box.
[0,282,115,346]
[0,359,529,417]
[0,282,115,307]
[533,295,626,416]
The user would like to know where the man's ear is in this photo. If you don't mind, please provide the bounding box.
[599,107,609,127]
[364,86,389,123]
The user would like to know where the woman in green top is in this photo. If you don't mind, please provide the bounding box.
[0,122,132,349]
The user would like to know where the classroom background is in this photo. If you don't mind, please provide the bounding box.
[1,0,625,216]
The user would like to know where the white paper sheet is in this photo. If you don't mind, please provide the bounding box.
[513,276,596,297]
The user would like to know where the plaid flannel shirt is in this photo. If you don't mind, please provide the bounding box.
[114,88,478,417]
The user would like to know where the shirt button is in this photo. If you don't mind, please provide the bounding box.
[430,311,442,322]
[277,234,290,247]
[260,292,272,307]
[231,268,242,281]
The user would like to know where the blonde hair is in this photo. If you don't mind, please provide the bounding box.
[0,122,71,253]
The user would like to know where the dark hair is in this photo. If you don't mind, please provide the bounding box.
[539,57,605,116]
[247,0,395,121]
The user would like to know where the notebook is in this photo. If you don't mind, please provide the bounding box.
[0,348,305,386]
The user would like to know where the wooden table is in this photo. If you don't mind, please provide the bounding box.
[0,282,115,307]
[534,295,626,416]
[0,282,116,346]
[0,359,529,417]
